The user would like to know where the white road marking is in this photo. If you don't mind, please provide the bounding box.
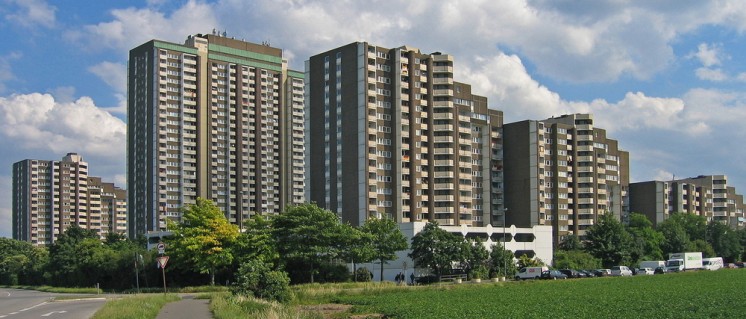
[41,311,67,317]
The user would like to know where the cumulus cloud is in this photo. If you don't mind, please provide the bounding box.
[0,93,125,159]
[695,67,728,82]
[3,0,56,29]
[88,62,128,114]
[65,0,218,55]
[693,43,723,67]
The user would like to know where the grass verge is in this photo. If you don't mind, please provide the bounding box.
[210,292,323,319]
[90,293,180,319]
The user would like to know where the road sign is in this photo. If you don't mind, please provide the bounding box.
[156,256,170,269]
[157,242,165,254]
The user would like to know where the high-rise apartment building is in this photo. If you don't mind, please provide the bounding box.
[305,42,505,227]
[127,32,305,238]
[12,153,126,245]
[503,114,629,243]
[89,177,128,236]
[630,175,745,227]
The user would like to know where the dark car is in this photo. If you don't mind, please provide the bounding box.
[579,270,594,278]
[654,266,667,274]
[593,269,610,277]
[558,269,580,278]
[540,270,568,280]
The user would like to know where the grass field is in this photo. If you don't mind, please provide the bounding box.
[322,269,745,318]
[90,294,180,319]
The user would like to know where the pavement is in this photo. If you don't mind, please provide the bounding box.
[156,294,212,319]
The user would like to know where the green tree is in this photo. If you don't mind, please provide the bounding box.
[658,218,691,255]
[627,213,665,262]
[167,198,239,285]
[706,221,743,262]
[232,260,292,303]
[488,244,516,278]
[271,203,346,283]
[558,234,582,251]
[553,250,601,270]
[46,225,102,287]
[687,239,715,258]
[465,239,490,280]
[233,215,278,268]
[359,218,408,282]
[584,213,633,267]
[409,222,468,278]
[517,254,543,268]
[0,238,47,285]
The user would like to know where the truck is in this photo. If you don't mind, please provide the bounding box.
[666,252,703,272]
[514,266,548,280]
[701,257,724,271]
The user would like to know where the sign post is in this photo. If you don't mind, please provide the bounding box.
[157,256,169,294]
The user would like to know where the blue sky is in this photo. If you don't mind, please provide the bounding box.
[2,0,746,238]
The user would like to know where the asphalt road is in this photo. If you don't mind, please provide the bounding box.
[0,288,106,319]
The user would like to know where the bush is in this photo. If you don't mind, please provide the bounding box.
[355,267,373,282]
[318,263,350,283]
[232,260,293,303]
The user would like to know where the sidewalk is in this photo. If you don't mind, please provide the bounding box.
[156,294,212,319]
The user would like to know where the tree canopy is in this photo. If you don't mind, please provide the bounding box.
[167,197,239,285]
[409,222,469,278]
[271,203,349,283]
[359,218,408,281]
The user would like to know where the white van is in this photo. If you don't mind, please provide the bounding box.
[702,257,723,271]
[514,266,548,280]
[611,266,632,276]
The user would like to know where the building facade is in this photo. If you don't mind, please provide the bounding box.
[305,42,505,227]
[356,222,553,282]
[630,175,745,227]
[12,153,126,245]
[127,32,305,238]
[503,114,630,244]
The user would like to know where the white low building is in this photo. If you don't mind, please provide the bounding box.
[356,222,553,282]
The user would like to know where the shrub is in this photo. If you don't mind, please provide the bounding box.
[355,267,373,282]
[232,260,293,303]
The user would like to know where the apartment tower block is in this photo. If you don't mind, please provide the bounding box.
[503,114,629,243]
[12,153,126,245]
[127,32,305,238]
[306,42,506,227]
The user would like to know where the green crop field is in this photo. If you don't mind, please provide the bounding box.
[329,270,745,318]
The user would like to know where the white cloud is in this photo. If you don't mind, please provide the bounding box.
[47,86,76,103]
[695,67,728,82]
[66,0,218,55]
[88,61,126,94]
[3,0,56,29]
[0,93,126,159]
[693,43,723,67]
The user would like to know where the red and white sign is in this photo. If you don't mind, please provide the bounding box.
[156,256,170,269]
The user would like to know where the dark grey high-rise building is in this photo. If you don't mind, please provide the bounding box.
[127,32,305,238]
[503,114,630,244]
[305,42,506,227]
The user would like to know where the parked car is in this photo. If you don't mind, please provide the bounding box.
[594,269,611,277]
[610,266,633,276]
[635,268,654,275]
[558,269,580,278]
[540,270,568,280]
[580,270,596,277]
[654,266,667,274]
